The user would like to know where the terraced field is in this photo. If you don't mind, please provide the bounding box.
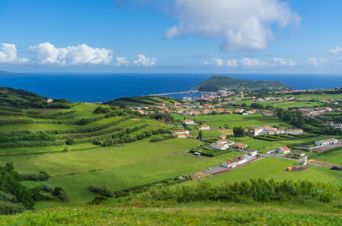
[0,99,245,208]
[172,113,289,129]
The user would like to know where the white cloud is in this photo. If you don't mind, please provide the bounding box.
[226,59,238,67]
[204,58,238,67]
[241,58,264,67]
[0,43,18,63]
[167,0,299,50]
[272,57,296,66]
[329,47,342,55]
[30,42,112,65]
[115,57,130,66]
[133,54,157,67]
[308,57,329,67]
[204,57,297,68]
[203,58,225,67]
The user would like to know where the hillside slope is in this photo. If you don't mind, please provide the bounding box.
[197,76,287,91]
[0,87,68,109]
[106,96,180,107]
[0,203,341,226]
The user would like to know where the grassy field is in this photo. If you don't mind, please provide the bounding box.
[204,157,342,185]
[313,148,342,165]
[241,100,321,109]
[0,138,244,208]
[1,202,341,226]
[173,113,288,129]
[1,88,341,223]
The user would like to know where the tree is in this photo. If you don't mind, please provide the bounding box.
[65,137,74,145]
[198,131,203,141]
[233,127,245,137]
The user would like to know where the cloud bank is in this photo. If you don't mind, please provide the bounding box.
[30,42,113,65]
[133,54,157,67]
[204,57,296,68]
[0,43,19,63]
[167,0,299,50]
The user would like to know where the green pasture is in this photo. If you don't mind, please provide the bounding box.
[173,113,288,129]
[204,157,342,185]
[313,148,342,165]
[0,138,243,207]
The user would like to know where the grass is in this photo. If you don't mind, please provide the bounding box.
[0,138,244,208]
[0,202,341,226]
[313,148,342,165]
[204,157,342,185]
[173,113,288,129]
[1,90,341,221]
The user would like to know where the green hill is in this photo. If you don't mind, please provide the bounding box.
[0,87,341,225]
[197,76,287,91]
[0,87,69,109]
[106,96,180,107]
[1,202,341,226]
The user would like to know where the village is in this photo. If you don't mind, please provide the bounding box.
[126,89,342,177]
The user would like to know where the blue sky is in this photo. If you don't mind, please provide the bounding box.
[0,0,342,73]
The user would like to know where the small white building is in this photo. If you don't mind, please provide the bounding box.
[315,138,338,146]
[183,119,196,126]
[250,126,283,136]
[286,128,304,135]
[211,140,229,151]
[173,130,190,138]
[275,146,291,154]
[211,140,235,151]
[46,98,54,104]
[199,125,210,131]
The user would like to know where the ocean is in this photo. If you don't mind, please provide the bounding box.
[0,73,342,102]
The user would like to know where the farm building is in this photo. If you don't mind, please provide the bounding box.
[315,138,338,146]
[199,125,211,131]
[249,126,284,136]
[233,143,248,150]
[275,146,291,154]
[221,150,258,169]
[211,140,235,151]
[183,119,196,126]
[173,130,191,138]
[286,128,304,135]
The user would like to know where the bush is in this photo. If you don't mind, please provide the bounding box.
[94,106,110,114]
[88,186,113,198]
[52,187,69,202]
[65,137,74,145]
[76,118,95,125]
[146,179,341,204]
[0,201,25,215]
[20,171,50,182]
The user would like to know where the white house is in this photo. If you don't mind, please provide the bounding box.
[173,130,190,138]
[211,140,229,151]
[46,98,54,104]
[315,138,338,146]
[250,126,283,136]
[222,150,258,168]
[199,125,210,131]
[286,128,304,135]
[183,119,196,126]
[275,146,291,154]
[211,140,235,151]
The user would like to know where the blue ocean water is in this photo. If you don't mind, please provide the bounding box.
[0,73,342,102]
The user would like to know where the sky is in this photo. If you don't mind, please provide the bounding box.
[0,0,342,73]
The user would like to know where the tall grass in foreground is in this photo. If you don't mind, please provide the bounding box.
[144,179,342,204]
